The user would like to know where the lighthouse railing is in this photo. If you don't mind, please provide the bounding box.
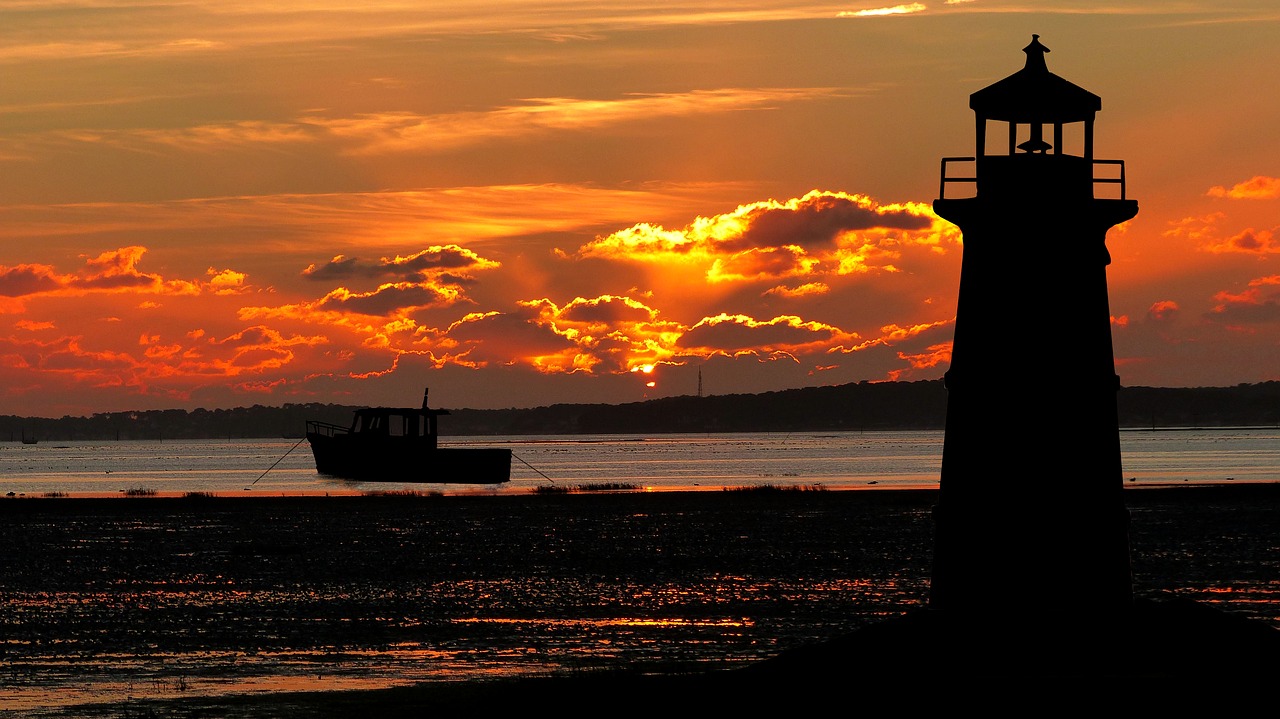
[939,156,1127,200]
[938,156,977,199]
[1092,159,1127,200]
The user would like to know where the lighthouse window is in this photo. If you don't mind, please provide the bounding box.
[1003,121,1087,157]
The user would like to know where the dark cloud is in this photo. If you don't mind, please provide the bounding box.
[679,316,838,352]
[446,311,579,357]
[0,266,63,297]
[1205,298,1280,324]
[71,274,159,291]
[730,194,931,251]
[304,246,498,282]
[230,347,291,368]
[319,283,455,315]
[302,255,365,281]
[560,296,655,324]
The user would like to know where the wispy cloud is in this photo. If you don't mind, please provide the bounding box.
[14,87,849,157]
[839,4,927,18]
[1208,175,1280,200]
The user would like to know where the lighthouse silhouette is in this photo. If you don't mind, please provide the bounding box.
[929,34,1138,620]
[734,36,1280,697]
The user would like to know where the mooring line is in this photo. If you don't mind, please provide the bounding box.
[250,436,307,487]
[513,453,554,483]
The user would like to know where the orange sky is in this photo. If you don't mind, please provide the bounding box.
[1,2,1278,417]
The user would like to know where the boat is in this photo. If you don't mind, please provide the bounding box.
[305,388,511,484]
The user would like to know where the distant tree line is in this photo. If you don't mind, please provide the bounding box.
[3,380,1278,442]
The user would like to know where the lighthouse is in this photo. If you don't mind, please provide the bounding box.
[930,36,1138,620]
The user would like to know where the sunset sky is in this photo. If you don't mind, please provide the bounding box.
[2,2,1278,417]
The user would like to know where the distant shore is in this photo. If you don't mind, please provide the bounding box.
[5,378,1280,441]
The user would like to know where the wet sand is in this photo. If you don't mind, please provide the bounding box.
[4,483,1279,715]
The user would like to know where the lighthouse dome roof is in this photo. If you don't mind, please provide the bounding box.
[970,35,1101,123]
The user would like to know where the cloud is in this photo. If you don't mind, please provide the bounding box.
[1164,213,1279,254]
[708,246,820,283]
[45,89,848,157]
[1,186,960,411]
[1206,276,1280,326]
[0,264,65,298]
[513,295,684,373]
[437,309,589,373]
[303,246,500,282]
[1146,300,1180,322]
[316,282,464,317]
[580,190,951,282]
[839,4,928,18]
[764,282,830,298]
[1163,213,1227,243]
[267,246,507,324]
[0,39,229,63]
[677,313,856,357]
[829,319,952,355]
[1207,176,1280,200]
[556,295,658,325]
[0,247,229,303]
[1203,227,1279,254]
[207,268,250,295]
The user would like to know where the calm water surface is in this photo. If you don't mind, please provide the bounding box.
[1,428,1277,496]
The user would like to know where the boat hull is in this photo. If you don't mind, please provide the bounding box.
[306,434,511,484]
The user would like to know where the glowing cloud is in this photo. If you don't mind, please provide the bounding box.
[316,282,464,317]
[437,309,589,373]
[1207,276,1280,325]
[839,4,928,18]
[678,313,856,357]
[1203,228,1279,255]
[764,282,830,298]
[580,191,950,283]
[1147,301,1180,322]
[0,247,229,305]
[1208,176,1280,200]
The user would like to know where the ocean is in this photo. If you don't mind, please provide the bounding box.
[2,427,1278,497]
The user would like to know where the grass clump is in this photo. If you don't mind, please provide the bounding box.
[533,482,641,495]
[576,482,641,492]
[724,483,828,494]
[122,487,157,497]
[362,489,443,498]
[42,491,68,498]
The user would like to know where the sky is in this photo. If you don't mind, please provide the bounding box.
[1,1,1278,417]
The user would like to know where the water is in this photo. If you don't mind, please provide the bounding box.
[2,428,1277,497]
[1,428,1277,715]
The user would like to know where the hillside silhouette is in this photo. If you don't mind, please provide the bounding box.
[3,379,1278,442]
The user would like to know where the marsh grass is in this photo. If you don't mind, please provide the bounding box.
[724,483,828,494]
[533,482,641,494]
[362,489,444,498]
[122,487,157,497]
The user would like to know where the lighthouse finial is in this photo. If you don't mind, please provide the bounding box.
[1022,34,1050,72]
